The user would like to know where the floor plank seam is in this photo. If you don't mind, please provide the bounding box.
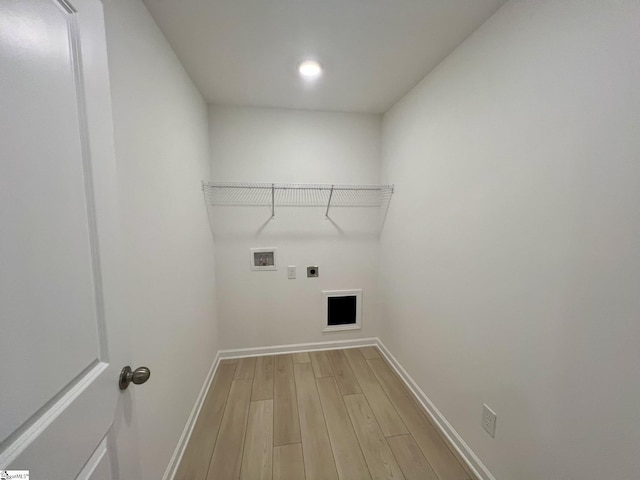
[346,348,409,438]
[290,356,307,480]
[271,368,276,480]
[315,377,341,479]
[384,435,406,480]
[367,354,471,480]
[203,361,237,480]
[384,433,411,440]
[339,388,375,480]
[299,442,307,479]
[273,440,302,447]
[237,383,254,480]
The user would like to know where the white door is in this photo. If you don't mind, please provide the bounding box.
[0,0,139,478]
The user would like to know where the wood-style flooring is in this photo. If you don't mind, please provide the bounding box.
[175,347,474,480]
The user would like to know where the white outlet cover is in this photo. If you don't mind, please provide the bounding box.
[482,403,497,438]
[287,265,296,279]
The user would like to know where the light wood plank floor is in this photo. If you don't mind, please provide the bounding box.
[175,347,474,480]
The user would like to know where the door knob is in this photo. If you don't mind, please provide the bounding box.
[119,366,151,390]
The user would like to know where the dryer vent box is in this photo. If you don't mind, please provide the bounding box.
[322,289,362,332]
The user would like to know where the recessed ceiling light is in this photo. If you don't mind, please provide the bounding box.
[298,60,322,78]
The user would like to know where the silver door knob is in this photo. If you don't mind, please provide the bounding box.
[119,366,151,390]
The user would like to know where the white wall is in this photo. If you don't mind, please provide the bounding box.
[209,105,382,349]
[103,1,218,479]
[380,1,640,479]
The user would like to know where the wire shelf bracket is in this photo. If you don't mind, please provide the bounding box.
[325,185,335,218]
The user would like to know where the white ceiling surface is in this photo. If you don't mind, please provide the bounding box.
[143,0,507,113]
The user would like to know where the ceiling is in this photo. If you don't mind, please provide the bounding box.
[143,0,507,114]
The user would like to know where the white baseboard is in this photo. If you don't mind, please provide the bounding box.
[163,351,221,480]
[375,339,496,480]
[217,337,378,359]
[164,337,495,480]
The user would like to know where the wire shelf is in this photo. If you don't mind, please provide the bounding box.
[202,182,394,218]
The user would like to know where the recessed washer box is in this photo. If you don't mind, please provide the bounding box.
[322,289,362,332]
[250,248,277,271]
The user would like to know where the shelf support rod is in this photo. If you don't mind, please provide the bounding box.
[325,184,334,218]
[271,184,275,219]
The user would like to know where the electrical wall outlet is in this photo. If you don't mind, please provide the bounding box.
[287,266,296,279]
[482,404,497,438]
[307,266,319,277]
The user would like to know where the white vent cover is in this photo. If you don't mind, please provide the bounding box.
[322,289,362,332]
